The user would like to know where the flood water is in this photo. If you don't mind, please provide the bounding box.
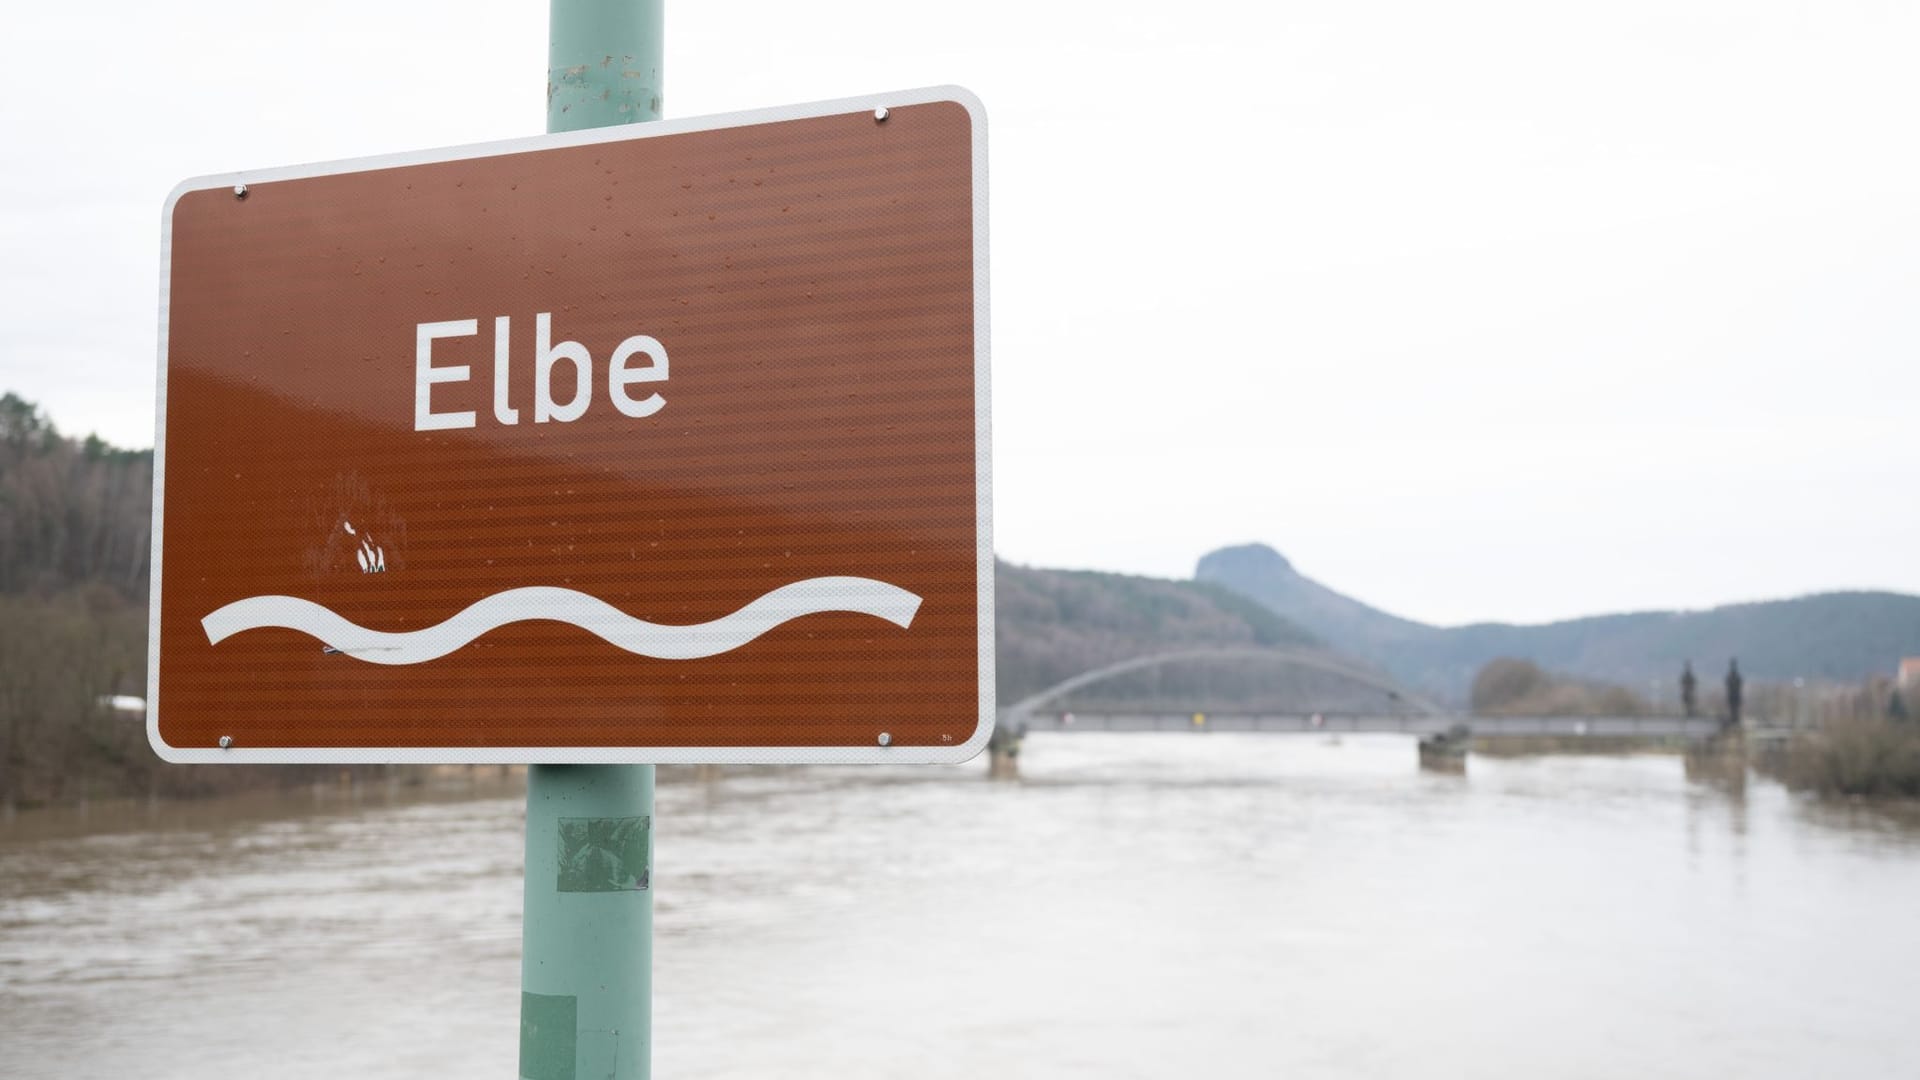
[3,735,1918,1078]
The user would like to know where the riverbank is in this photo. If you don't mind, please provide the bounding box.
[0,759,456,815]
[0,766,525,841]
[1769,717,1920,799]
[0,762,801,839]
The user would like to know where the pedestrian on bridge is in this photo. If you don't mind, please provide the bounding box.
[1681,661,1698,718]
[1725,659,1744,727]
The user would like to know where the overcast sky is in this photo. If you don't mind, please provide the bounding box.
[4,1,1917,626]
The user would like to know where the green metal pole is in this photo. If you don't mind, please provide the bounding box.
[521,765,654,1080]
[521,6,662,1080]
[547,0,663,133]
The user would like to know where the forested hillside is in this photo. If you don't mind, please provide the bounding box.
[996,562,1317,703]
[0,393,150,597]
[996,563,1419,715]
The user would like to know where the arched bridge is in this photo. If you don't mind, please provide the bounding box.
[1004,646,1447,720]
[999,647,1727,741]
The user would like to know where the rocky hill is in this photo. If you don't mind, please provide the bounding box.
[1197,542,1920,703]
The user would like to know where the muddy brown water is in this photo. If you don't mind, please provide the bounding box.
[3,735,1917,1078]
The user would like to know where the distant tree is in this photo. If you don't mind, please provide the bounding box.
[0,391,55,448]
[1470,658,1549,714]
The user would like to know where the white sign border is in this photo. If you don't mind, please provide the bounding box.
[150,85,993,766]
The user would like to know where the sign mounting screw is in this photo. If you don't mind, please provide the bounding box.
[233,184,248,199]
[873,107,889,123]
[877,732,892,747]
[218,735,233,749]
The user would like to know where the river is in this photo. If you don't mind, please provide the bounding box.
[3,734,1917,1078]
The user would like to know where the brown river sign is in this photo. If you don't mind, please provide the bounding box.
[150,88,990,764]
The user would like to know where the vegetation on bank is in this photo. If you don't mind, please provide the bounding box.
[1469,657,1651,717]
[1776,718,1920,798]
[0,586,146,805]
[1763,680,1920,798]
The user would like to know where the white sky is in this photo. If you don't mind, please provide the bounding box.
[4,1,1918,626]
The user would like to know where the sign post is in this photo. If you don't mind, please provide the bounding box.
[524,8,663,1077]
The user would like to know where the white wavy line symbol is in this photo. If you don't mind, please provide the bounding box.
[201,577,922,665]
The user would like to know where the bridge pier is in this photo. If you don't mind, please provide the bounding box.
[987,723,1023,780]
[1417,723,1471,774]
